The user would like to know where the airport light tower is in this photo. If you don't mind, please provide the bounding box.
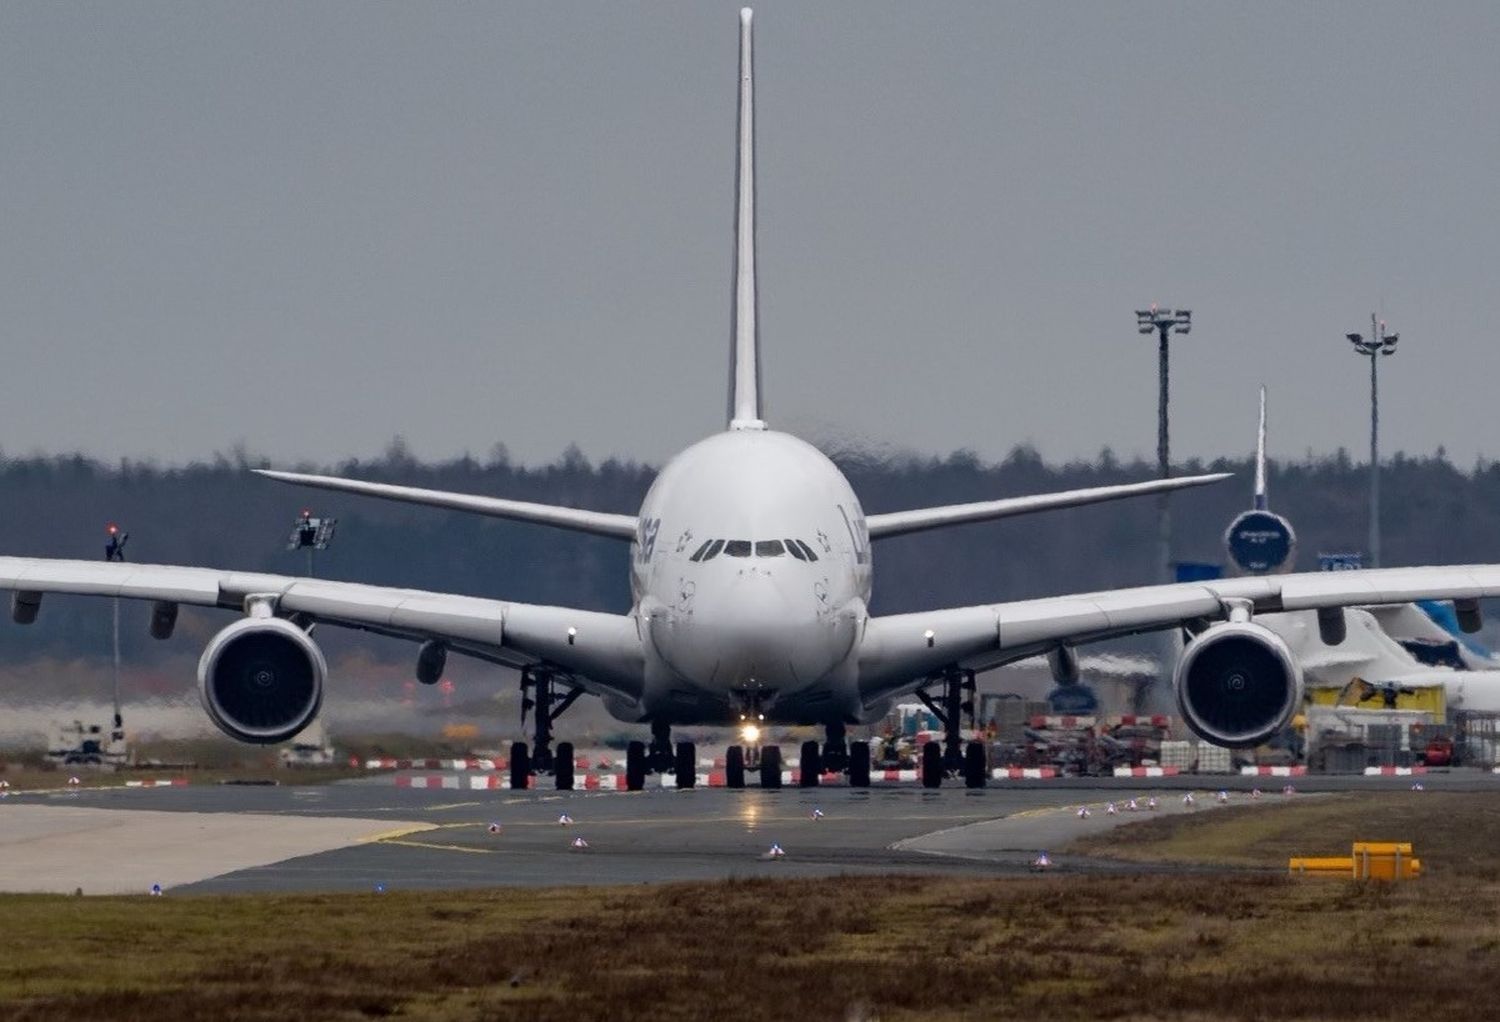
[1347,314,1398,568]
[104,524,128,742]
[1135,305,1192,584]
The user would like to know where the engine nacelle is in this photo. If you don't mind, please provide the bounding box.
[1173,621,1302,749]
[197,617,326,745]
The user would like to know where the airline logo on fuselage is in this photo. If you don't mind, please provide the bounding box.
[637,517,661,563]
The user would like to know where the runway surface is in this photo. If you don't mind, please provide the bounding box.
[0,770,1489,894]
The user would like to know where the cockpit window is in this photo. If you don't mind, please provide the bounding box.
[755,540,785,557]
[704,539,725,560]
[795,539,819,562]
[723,540,752,557]
[688,540,714,562]
[785,538,806,561]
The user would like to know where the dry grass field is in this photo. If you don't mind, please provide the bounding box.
[1,792,1498,1021]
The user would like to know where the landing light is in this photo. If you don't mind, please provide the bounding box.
[741,724,761,744]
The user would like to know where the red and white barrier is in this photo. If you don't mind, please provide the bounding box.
[364,756,593,772]
[1363,765,1427,776]
[1107,715,1172,727]
[394,766,1063,790]
[1029,716,1096,729]
[1239,765,1306,777]
[1112,766,1179,778]
[123,779,190,788]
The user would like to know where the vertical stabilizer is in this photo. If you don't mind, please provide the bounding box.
[728,8,764,430]
[1253,385,1268,510]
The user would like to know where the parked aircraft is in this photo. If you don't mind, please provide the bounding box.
[1230,390,1500,717]
[3,10,1499,792]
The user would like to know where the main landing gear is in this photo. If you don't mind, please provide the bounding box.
[509,666,584,790]
[623,720,698,792]
[914,668,989,789]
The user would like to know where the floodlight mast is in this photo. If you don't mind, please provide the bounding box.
[1134,305,1192,587]
[104,523,128,740]
[1346,313,1398,567]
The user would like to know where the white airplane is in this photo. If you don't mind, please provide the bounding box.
[4,9,1500,793]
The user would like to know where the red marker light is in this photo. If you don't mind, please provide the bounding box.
[106,524,118,535]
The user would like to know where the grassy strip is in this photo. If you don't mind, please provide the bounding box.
[2,869,1500,1021]
[4,793,1500,1020]
[1069,791,1500,879]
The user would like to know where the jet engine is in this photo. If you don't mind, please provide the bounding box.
[197,617,326,744]
[1173,622,1302,748]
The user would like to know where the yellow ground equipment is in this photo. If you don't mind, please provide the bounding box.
[1289,842,1421,881]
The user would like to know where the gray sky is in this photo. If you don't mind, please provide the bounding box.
[3,2,1497,470]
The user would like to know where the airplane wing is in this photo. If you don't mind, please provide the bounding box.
[864,473,1231,540]
[858,565,1500,701]
[0,557,643,703]
[254,470,639,541]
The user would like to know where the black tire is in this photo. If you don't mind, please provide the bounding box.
[800,740,821,787]
[760,744,782,789]
[964,740,987,789]
[509,741,530,791]
[848,740,871,788]
[555,741,575,791]
[626,740,647,792]
[726,745,746,789]
[921,741,943,789]
[675,741,697,789]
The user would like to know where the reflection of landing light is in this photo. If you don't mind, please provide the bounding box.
[740,799,761,832]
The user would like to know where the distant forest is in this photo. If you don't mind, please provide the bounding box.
[2,439,1499,664]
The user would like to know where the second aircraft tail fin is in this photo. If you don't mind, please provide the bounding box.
[1254,385,1268,510]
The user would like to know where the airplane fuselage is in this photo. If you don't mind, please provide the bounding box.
[629,429,873,726]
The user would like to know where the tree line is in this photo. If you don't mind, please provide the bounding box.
[2,440,1498,664]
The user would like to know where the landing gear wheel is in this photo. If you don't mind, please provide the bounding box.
[760,744,782,789]
[555,741,575,791]
[625,740,647,792]
[726,745,746,789]
[510,741,530,791]
[675,741,697,789]
[848,741,871,788]
[921,741,943,789]
[963,740,987,789]
[799,740,821,787]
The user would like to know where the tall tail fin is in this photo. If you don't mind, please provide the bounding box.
[1253,385,1268,510]
[728,8,764,431]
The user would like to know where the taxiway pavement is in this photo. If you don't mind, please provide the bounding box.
[0,771,1485,894]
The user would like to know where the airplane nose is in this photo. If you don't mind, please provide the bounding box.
[714,571,793,677]
[655,568,839,691]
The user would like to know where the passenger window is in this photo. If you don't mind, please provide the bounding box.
[785,538,806,561]
[796,540,819,562]
[689,540,714,562]
[724,540,752,557]
[755,540,785,557]
[703,539,725,561]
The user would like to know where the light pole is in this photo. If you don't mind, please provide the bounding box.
[1346,314,1398,568]
[1135,305,1192,585]
[105,523,128,743]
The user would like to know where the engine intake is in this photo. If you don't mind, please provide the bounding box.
[198,617,326,744]
[1173,621,1302,749]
